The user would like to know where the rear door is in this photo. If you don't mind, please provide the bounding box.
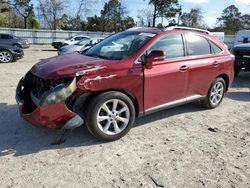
[143,34,189,111]
[184,34,221,97]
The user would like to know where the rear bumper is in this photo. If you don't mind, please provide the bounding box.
[235,56,250,71]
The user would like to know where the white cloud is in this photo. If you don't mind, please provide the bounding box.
[204,16,217,27]
[235,0,250,4]
[183,0,209,4]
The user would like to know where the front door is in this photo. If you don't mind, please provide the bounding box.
[143,34,189,112]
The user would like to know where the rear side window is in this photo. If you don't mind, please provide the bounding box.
[0,34,10,39]
[185,35,211,56]
[210,42,223,54]
[148,34,184,59]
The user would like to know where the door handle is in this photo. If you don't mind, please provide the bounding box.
[213,61,219,66]
[179,65,188,72]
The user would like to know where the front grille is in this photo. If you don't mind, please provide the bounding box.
[24,71,74,99]
[31,75,52,98]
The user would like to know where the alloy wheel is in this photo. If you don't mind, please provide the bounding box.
[0,51,12,63]
[210,82,224,106]
[96,99,130,135]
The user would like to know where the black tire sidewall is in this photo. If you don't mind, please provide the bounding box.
[85,91,135,141]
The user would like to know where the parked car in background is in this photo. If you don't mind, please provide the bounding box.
[232,43,250,75]
[52,35,90,49]
[231,30,250,75]
[58,37,103,55]
[16,27,234,141]
[0,44,24,63]
[233,30,250,46]
[0,33,29,48]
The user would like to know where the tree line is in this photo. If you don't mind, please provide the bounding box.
[0,0,249,34]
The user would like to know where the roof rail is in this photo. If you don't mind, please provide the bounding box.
[165,26,211,35]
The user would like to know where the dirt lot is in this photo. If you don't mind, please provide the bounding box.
[0,45,249,188]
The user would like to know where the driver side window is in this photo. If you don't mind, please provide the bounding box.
[148,34,184,59]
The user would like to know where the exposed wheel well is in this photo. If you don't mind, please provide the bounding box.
[82,89,139,117]
[13,43,22,48]
[217,74,229,91]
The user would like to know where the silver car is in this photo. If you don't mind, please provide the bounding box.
[58,38,102,55]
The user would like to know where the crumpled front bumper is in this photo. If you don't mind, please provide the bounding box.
[16,77,83,129]
[17,102,77,129]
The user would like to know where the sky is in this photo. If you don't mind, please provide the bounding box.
[33,0,250,28]
[88,0,250,27]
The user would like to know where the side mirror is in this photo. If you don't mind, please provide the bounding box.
[145,50,166,69]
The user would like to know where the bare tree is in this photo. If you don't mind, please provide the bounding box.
[4,0,33,28]
[137,5,154,27]
[37,0,65,30]
[75,0,97,18]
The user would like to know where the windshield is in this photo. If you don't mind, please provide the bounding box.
[84,32,154,60]
[76,38,90,46]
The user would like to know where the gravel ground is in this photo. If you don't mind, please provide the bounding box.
[0,45,249,188]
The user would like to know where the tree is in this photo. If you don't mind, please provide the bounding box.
[240,14,250,29]
[147,0,179,27]
[100,0,130,32]
[37,0,65,30]
[181,8,204,28]
[216,5,242,34]
[137,5,154,27]
[5,0,33,28]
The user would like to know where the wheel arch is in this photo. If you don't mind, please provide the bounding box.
[217,74,229,91]
[13,43,22,48]
[78,89,139,117]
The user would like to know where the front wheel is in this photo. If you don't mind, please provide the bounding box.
[202,77,226,109]
[85,91,135,141]
[0,50,13,63]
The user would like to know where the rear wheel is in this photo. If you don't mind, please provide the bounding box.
[85,91,135,141]
[202,77,226,109]
[0,50,13,63]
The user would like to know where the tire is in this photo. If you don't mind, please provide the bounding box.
[85,91,135,141]
[13,44,22,48]
[0,50,14,63]
[234,65,241,76]
[202,77,226,109]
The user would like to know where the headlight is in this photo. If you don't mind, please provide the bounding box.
[37,78,77,106]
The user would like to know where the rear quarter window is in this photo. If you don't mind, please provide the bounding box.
[185,35,211,56]
[210,41,223,54]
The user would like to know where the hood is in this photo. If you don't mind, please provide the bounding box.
[31,53,114,80]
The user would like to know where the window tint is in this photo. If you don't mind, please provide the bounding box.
[74,37,82,41]
[210,42,223,54]
[0,34,10,39]
[148,34,184,59]
[185,35,211,56]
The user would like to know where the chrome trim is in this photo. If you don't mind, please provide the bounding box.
[165,26,211,35]
[145,95,205,115]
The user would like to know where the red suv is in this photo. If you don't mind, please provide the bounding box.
[16,27,234,141]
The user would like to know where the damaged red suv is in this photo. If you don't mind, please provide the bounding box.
[16,27,234,141]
